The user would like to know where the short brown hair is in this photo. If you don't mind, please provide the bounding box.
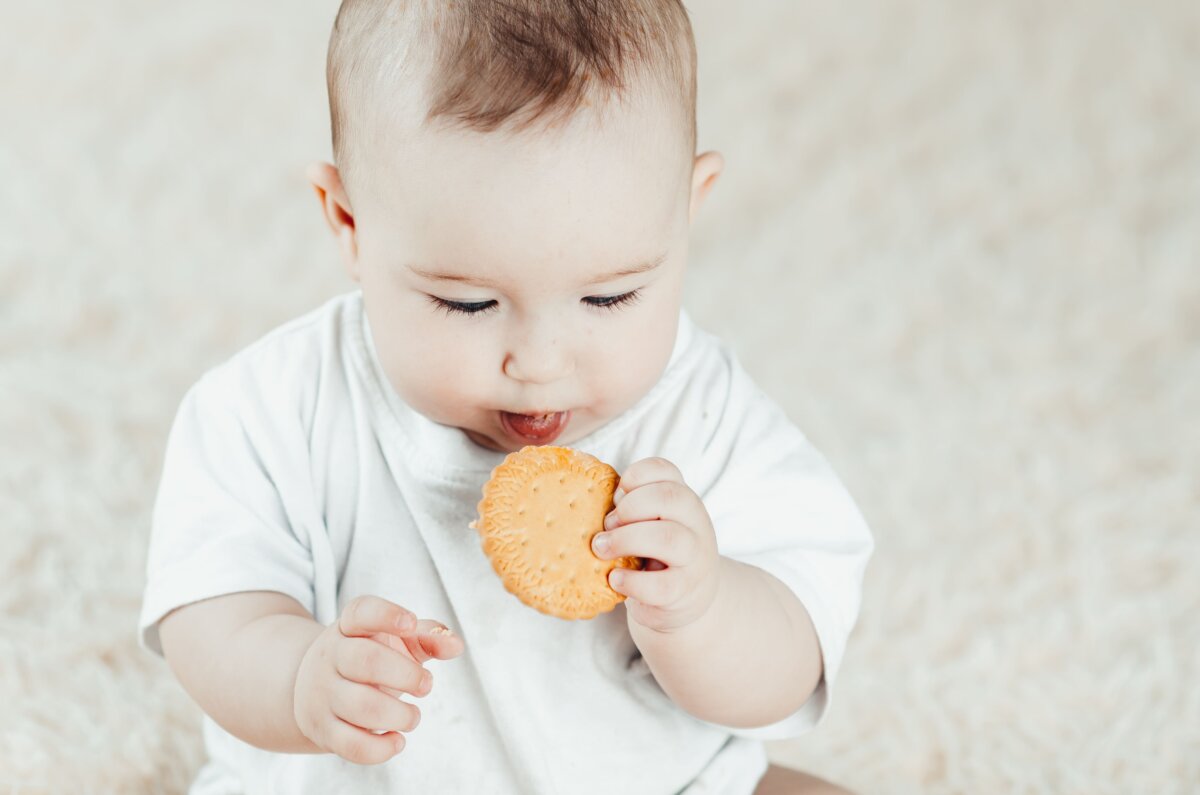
[326,0,697,196]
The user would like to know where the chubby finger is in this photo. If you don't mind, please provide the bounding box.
[592,519,695,568]
[608,566,688,607]
[321,716,406,765]
[337,637,432,697]
[331,678,423,734]
[411,620,466,662]
[616,457,686,497]
[606,479,705,533]
[338,595,418,638]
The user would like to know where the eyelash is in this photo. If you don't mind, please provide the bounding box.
[428,290,643,317]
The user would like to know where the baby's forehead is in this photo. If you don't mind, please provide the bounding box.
[357,119,687,291]
[341,91,691,246]
[359,84,692,216]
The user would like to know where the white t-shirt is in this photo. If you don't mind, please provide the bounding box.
[138,291,874,795]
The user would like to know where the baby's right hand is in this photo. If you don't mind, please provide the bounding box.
[293,595,465,765]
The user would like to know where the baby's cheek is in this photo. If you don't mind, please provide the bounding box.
[422,364,484,413]
[378,346,468,420]
[601,332,672,402]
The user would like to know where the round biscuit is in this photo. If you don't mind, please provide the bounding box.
[471,445,641,620]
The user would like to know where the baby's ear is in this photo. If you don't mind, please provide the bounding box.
[306,161,361,282]
[688,151,724,224]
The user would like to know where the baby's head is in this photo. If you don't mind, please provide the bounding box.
[309,0,722,454]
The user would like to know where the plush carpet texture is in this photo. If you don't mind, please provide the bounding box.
[2,0,1196,792]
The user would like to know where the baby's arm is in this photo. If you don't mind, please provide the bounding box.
[596,458,824,728]
[629,558,822,728]
[159,592,464,762]
[160,592,325,752]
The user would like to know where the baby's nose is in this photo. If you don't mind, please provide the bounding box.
[503,341,575,385]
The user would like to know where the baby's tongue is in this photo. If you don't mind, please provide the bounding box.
[504,411,567,442]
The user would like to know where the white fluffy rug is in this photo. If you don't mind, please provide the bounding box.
[2,0,1196,792]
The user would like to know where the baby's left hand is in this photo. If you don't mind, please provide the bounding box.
[591,457,719,633]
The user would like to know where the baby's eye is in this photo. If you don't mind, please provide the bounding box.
[429,290,644,317]
[427,296,498,317]
[583,289,642,311]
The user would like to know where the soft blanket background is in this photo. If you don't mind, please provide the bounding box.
[2,1,1196,792]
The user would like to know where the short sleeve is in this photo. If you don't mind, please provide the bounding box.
[137,369,319,656]
[697,356,874,740]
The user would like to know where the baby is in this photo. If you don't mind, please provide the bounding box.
[138,1,874,793]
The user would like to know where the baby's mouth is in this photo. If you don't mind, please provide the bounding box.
[499,410,571,445]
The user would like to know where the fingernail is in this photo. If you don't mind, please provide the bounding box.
[604,511,617,531]
[612,488,625,505]
[610,569,624,588]
[396,611,416,629]
[592,532,609,555]
[420,670,433,693]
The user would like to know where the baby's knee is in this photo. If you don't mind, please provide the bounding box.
[754,763,855,795]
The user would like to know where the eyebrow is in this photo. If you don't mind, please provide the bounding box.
[406,253,668,288]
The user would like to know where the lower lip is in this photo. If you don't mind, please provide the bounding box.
[499,410,571,445]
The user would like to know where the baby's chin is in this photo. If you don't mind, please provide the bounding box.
[462,428,515,454]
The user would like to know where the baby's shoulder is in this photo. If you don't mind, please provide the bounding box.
[188,292,358,422]
[661,318,780,441]
[618,318,788,484]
